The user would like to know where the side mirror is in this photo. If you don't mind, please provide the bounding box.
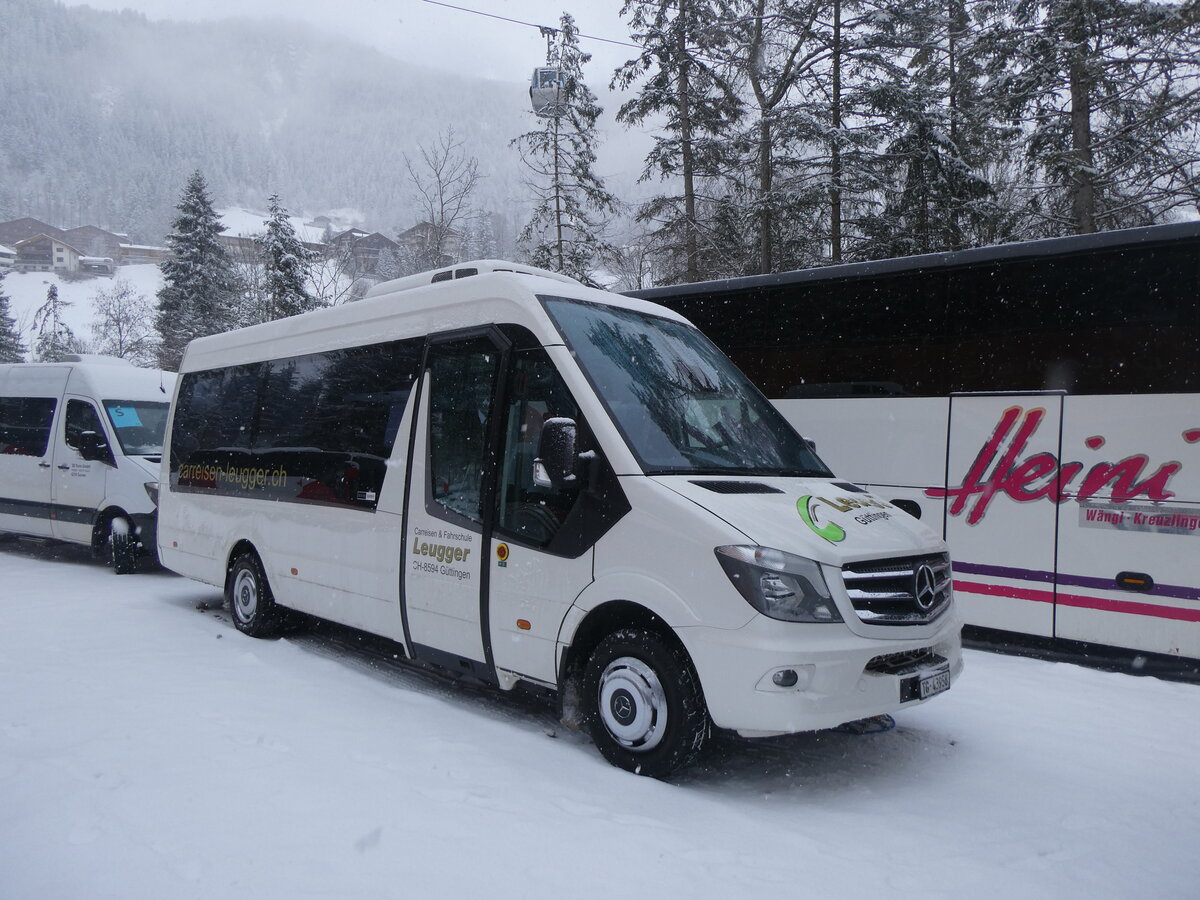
[533,417,577,489]
[77,430,109,462]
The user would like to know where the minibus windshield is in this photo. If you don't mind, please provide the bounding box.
[542,297,832,477]
[103,400,170,456]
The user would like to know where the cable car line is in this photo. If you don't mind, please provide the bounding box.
[418,0,640,50]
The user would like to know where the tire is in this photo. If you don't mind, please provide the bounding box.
[581,628,709,778]
[226,552,283,637]
[109,516,137,575]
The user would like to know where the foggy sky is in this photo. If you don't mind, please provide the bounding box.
[64,0,635,83]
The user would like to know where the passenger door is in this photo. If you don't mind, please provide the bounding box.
[403,332,506,678]
[942,393,1064,639]
[51,397,113,544]
[401,333,615,687]
[487,347,601,686]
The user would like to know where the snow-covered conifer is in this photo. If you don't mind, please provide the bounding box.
[979,0,1200,235]
[256,195,320,323]
[155,170,241,370]
[0,271,27,363]
[614,0,741,283]
[33,284,78,362]
[513,14,618,282]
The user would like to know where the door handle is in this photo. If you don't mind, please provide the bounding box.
[39,461,51,468]
[57,464,71,471]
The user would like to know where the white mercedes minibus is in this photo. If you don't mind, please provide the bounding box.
[0,355,174,572]
[157,261,962,776]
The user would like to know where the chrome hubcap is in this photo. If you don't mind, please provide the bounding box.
[598,656,667,752]
[232,569,258,622]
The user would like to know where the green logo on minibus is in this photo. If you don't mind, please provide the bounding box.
[797,495,847,544]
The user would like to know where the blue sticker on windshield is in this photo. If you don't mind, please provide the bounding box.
[106,405,143,428]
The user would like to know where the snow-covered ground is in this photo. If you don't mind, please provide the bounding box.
[4,264,164,353]
[1,539,1196,900]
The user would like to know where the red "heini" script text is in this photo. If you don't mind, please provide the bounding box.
[925,406,1183,525]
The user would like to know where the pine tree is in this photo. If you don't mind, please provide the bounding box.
[155,170,242,370]
[513,14,618,282]
[701,0,831,275]
[614,0,741,283]
[981,0,1200,235]
[256,195,319,323]
[853,1,1000,258]
[33,284,77,362]
[0,271,27,363]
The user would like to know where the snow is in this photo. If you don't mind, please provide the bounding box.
[216,206,354,244]
[1,539,1196,899]
[4,265,164,353]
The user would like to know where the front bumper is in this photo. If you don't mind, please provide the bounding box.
[678,611,963,737]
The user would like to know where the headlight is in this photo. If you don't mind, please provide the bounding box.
[144,482,160,507]
[715,545,842,623]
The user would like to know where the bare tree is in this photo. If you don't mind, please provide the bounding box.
[404,127,481,267]
[308,241,365,306]
[90,279,156,365]
[604,229,670,292]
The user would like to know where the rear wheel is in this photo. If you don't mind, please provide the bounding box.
[582,628,709,778]
[227,552,283,637]
[109,516,137,575]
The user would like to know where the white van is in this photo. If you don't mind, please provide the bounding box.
[0,355,175,572]
[157,261,962,776]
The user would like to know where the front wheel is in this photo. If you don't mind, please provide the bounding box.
[109,516,137,575]
[582,628,709,778]
[226,552,283,637]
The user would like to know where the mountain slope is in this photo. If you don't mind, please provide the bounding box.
[0,0,545,243]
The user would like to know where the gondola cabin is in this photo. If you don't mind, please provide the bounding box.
[530,66,568,118]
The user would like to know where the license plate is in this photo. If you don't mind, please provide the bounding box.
[919,666,951,700]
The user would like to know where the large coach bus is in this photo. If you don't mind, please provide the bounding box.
[157,261,962,776]
[631,223,1200,664]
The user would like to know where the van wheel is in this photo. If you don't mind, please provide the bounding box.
[227,552,283,637]
[109,516,137,575]
[582,628,709,778]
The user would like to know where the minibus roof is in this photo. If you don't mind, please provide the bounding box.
[1,357,173,400]
[179,262,690,374]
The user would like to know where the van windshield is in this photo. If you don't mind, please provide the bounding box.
[542,297,832,477]
[103,400,170,456]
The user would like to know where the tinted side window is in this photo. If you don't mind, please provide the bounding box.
[946,245,1200,394]
[496,349,587,547]
[171,339,421,509]
[65,399,105,449]
[427,338,501,525]
[64,399,115,465]
[668,238,1199,397]
[0,397,57,456]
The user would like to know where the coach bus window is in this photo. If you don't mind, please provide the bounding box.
[0,397,57,457]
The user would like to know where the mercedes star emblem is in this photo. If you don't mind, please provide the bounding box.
[914,564,938,611]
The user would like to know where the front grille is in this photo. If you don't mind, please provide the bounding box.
[841,552,951,626]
